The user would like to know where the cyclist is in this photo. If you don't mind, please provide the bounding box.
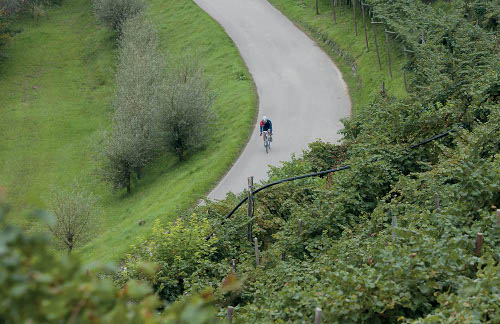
[260,116,273,143]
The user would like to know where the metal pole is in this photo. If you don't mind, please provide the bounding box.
[247,176,254,242]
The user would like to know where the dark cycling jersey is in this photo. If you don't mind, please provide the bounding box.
[260,119,272,134]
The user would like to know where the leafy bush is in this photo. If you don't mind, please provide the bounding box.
[414,259,500,323]
[302,140,348,173]
[122,215,219,301]
[92,0,146,33]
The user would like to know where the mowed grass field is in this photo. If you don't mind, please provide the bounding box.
[268,0,407,113]
[0,0,256,263]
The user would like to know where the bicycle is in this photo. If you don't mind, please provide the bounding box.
[263,130,272,153]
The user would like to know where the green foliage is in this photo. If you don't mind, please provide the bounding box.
[0,200,222,323]
[122,215,218,301]
[92,0,146,33]
[462,0,500,32]
[160,56,216,161]
[0,210,160,322]
[96,14,164,193]
[414,259,500,323]
[302,140,348,173]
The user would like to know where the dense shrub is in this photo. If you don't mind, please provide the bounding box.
[92,0,146,33]
[121,215,219,301]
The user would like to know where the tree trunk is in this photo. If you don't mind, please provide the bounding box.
[176,138,184,161]
[126,174,131,193]
[67,235,74,254]
[177,148,184,161]
[316,0,319,15]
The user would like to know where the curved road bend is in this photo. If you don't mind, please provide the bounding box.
[195,0,351,200]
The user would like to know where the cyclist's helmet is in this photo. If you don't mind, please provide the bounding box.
[262,116,268,122]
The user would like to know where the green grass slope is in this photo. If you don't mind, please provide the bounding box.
[268,0,407,113]
[0,0,256,263]
[0,2,116,228]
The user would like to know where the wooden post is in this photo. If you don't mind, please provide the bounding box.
[298,219,303,237]
[381,81,385,93]
[361,3,369,51]
[434,192,439,212]
[353,0,357,36]
[227,306,234,323]
[403,47,408,92]
[254,237,260,266]
[475,233,483,256]
[385,30,392,78]
[372,21,382,70]
[314,307,322,324]
[232,259,236,273]
[247,176,254,242]
[331,0,336,24]
[392,215,397,240]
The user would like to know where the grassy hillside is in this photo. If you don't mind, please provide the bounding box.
[0,1,116,229]
[0,0,256,263]
[268,0,407,113]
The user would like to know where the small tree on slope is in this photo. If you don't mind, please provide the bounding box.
[160,56,215,161]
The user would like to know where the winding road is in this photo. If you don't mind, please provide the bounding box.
[196,0,351,200]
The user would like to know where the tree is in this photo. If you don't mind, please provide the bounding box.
[96,15,165,193]
[45,182,99,253]
[96,128,141,193]
[92,0,146,33]
[160,56,215,161]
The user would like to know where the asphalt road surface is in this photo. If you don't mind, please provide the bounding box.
[195,0,351,200]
